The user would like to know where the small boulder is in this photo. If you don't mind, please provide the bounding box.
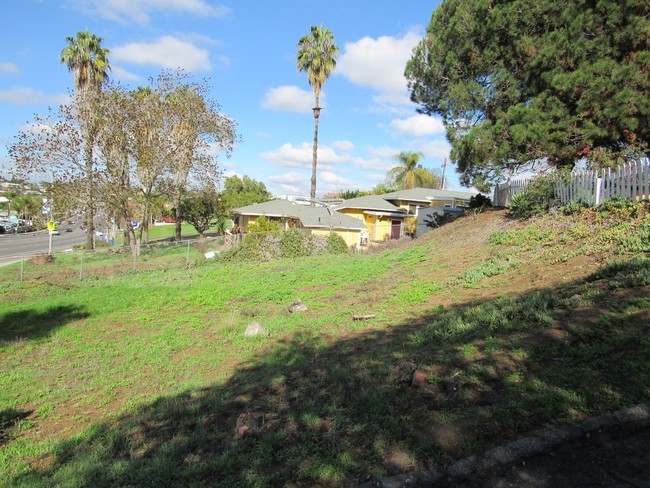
[288,299,308,313]
[412,369,428,388]
[244,322,269,337]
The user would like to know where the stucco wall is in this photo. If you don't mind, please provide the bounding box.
[311,228,361,248]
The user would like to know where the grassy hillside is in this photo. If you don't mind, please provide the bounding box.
[1,202,649,487]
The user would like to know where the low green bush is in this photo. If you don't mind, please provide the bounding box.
[469,193,492,209]
[280,228,314,258]
[326,232,349,254]
[509,174,558,219]
[560,201,589,215]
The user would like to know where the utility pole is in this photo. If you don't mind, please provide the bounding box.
[441,157,447,189]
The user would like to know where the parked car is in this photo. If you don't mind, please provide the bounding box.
[158,216,176,223]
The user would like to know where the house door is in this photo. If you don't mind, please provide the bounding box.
[391,220,401,239]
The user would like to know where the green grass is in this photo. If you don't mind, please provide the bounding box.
[0,207,649,487]
[110,223,224,246]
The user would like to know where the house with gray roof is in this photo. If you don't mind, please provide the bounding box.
[333,187,476,240]
[232,198,367,248]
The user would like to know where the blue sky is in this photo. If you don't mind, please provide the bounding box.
[0,0,461,197]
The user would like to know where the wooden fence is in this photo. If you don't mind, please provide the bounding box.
[493,161,650,208]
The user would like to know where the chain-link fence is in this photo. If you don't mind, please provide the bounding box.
[5,235,228,282]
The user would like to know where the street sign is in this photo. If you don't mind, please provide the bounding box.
[47,220,57,231]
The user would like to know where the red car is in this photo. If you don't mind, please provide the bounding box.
[158,217,176,223]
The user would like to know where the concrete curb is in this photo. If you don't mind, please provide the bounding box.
[358,401,650,488]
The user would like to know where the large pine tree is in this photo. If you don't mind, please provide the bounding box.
[406,0,650,190]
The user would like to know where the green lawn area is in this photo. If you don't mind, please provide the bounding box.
[112,222,226,245]
[1,208,649,487]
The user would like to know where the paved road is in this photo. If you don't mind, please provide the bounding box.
[0,227,86,266]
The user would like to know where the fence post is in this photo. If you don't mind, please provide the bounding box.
[595,177,602,205]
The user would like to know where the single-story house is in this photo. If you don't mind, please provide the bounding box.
[232,198,367,248]
[333,188,477,240]
[380,188,476,236]
[333,194,408,241]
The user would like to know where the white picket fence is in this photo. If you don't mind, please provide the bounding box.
[493,161,650,208]
[492,179,530,207]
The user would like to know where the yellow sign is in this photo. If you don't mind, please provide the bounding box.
[47,220,56,231]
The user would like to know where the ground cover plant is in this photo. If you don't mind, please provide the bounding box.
[1,206,649,487]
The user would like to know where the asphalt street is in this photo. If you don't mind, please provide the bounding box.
[0,227,86,266]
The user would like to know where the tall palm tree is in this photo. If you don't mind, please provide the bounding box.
[297,25,339,200]
[61,31,110,250]
[61,31,110,95]
[388,151,441,189]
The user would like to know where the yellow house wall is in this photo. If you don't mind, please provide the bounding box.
[338,208,365,222]
[240,215,255,231]
[373,216,395,241]
[337,209,400,241]
[427,198,469,207]
[311,228,361,248]
[389,198,471,234]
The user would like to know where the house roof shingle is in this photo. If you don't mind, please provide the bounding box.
[332,194,407,213]
[380,187,475,203]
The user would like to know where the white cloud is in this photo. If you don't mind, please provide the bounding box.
[0,63,20,74]
[267,170,356,197]
[71,0,231,25]
[260,142,348,170]
[262,85,316,113]
[366,173,388,183]
[337,30,422,106]
[366,145,401,161]
[0,87,69,106]
[352,156,393,171]
[389,114,445,137]
[332,140,354,153]
[320,171,355,187]
[111,65,141,82]
[268,171,306,195]
[111,36,211,72]
[413,139,452,160]
[269,171,305,185]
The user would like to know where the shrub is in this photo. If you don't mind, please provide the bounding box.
[597,198,643,219]
[560,201,589,215]
[326,232,349,254]
[509,174,558,219]
[280,228,313,258]
[469,193,492,209]
[247,215,281,234]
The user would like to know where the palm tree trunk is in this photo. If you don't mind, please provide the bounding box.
[311,106,321,201]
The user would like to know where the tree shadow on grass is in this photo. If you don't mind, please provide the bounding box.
[0,408,33,447]
[0,305,90,344]
[7,260,650,487]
